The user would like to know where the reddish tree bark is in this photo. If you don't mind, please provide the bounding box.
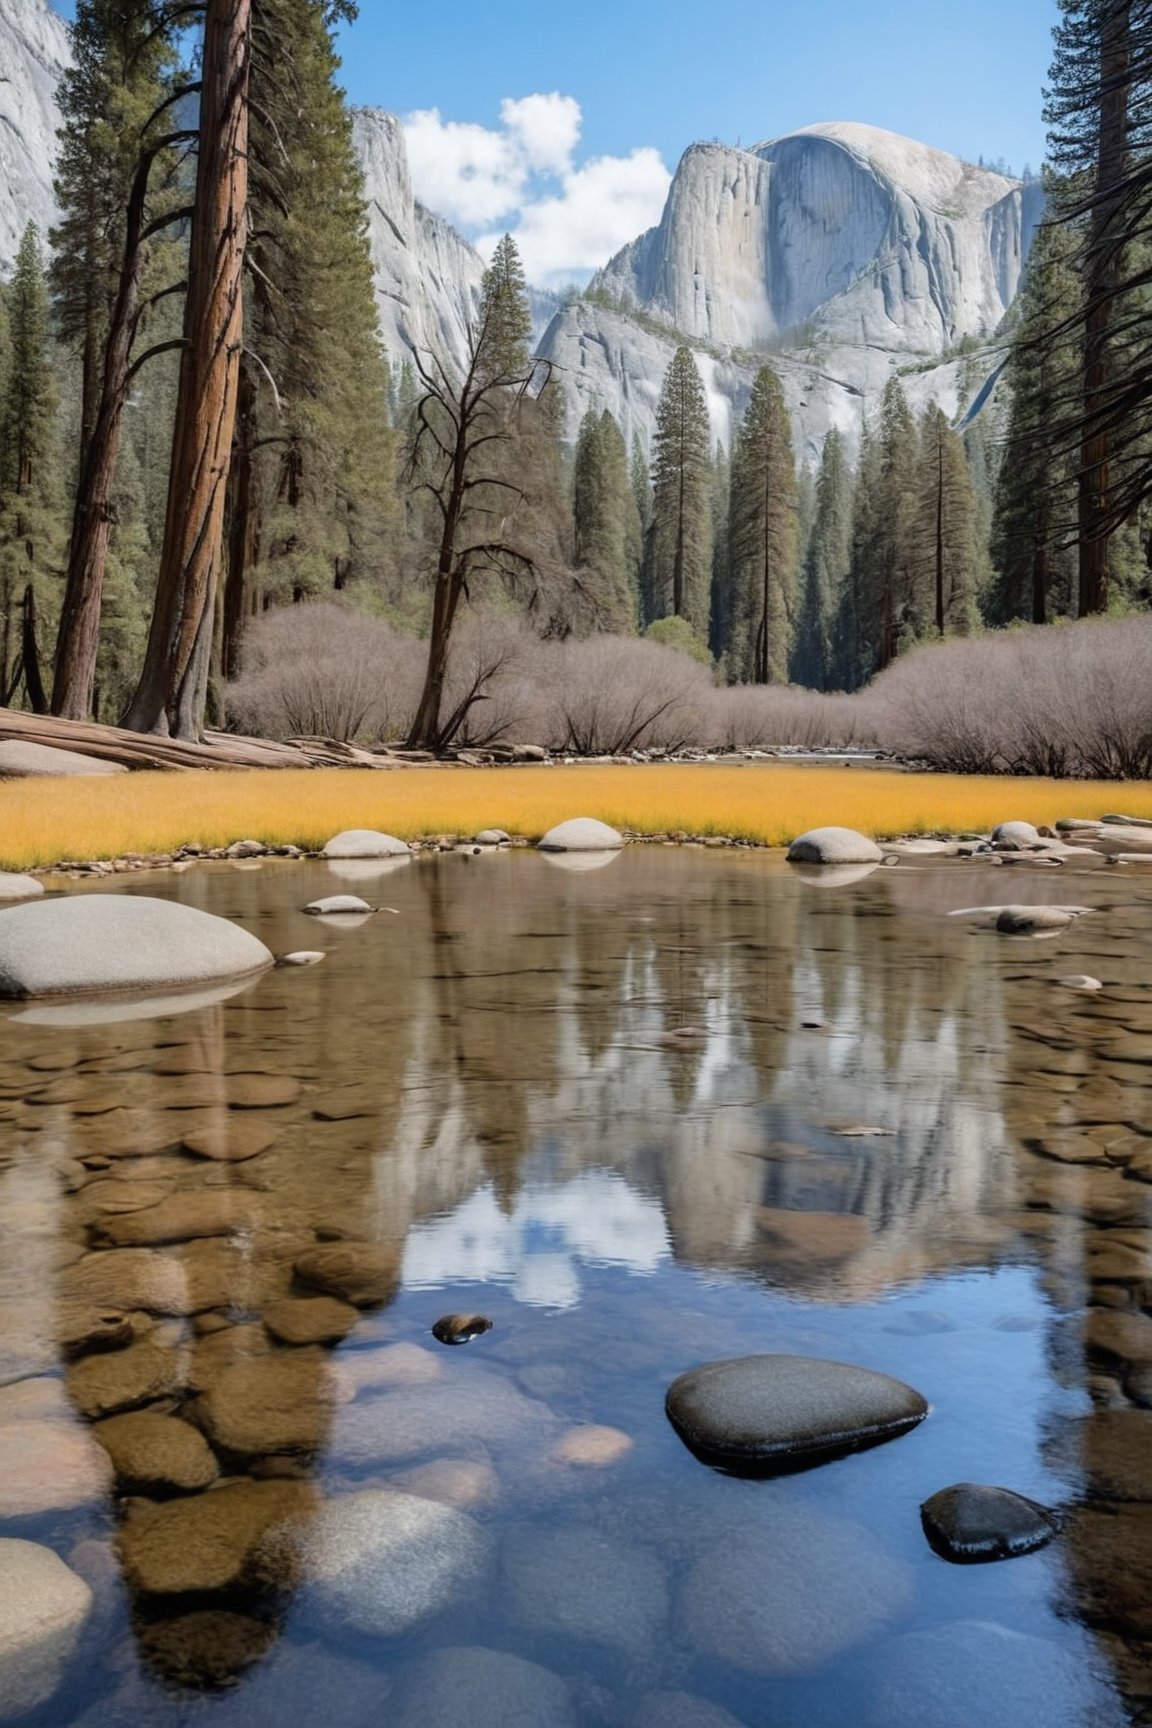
[122,0,251,738]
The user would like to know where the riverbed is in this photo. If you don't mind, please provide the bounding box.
[1,848,1150,1725]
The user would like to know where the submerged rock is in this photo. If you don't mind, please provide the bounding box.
[94,1410,218,1493]
[633,1694,750,1728]
[0,1540,93,1720]
[678,1500,912,1675]
[119,1479,313,1595]
[322,830,410,859]
[920,1483,1057,1562]
[786,827,883,865]
[263,1296,359,1346]
[388,1647,575,1728]
[0,1406,114,1518]
[294,1241,399,1307]
[275,1489,488,1637]
[501,1523,668,1653]
[665,1353,927,1470]
[0,894,273,999]
[538,817,625,852]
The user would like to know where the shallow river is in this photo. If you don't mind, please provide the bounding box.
[3,847,1152,1727]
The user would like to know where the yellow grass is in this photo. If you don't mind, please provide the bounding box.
[3,761,1152,871]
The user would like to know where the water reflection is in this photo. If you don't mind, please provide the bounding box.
[0,850,1149,1724]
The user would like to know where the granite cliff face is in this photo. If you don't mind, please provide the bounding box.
[540,123,1043,455]
[0,0,69,270]
[0,0,1034,457]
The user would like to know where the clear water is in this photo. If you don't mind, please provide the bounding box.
[2,848,1151,1727]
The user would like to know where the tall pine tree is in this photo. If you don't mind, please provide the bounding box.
[573,408,641,630]
[725,365,797,682]
[915,403,983,637]
[648,345,712,633]
[793,426,851,688]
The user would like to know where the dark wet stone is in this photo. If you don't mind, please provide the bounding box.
[665,1354,928,1470]
[389,1647,575,1728]
[432,1313,493,1346]
[138,1610,276,1688]
[920,1483,1057,1562]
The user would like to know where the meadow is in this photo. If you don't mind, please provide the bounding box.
[4,761,1152,871]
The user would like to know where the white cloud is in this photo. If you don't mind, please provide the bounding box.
[402,94,672,286]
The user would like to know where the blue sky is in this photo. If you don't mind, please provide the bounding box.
[52,0,1059,283]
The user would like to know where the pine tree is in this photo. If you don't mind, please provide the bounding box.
[915,404,983,637]
[0,225,62,711]
[648,346,712,632]
[573,408,641,630]
[831,421,881,690]
[793,426,851,688]
[477,234,533,381]
[989,201,1081,623]
[223,0,394,674]
[726,365,797,682]
[868,377,919,669]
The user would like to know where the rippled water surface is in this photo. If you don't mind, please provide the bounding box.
[4,847,1152,1727]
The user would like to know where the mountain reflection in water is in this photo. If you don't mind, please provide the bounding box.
[0,848,1149,1726]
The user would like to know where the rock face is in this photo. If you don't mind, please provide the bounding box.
[277,1489,489,1636]
[0,0,69,272]
[0,1540,93,1721]
[322,829,410,859]
[920,1483,1057,1562]
[0,894,273,999]
[538,818,626,853]
[787,827,884,866]
[665,1353,928,1468]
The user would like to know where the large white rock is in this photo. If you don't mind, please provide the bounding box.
[0,740,127,778]
[538,818,626,853]
[991,820,1042,849]
[0,1540,93,1720]
[0,0,69,273]
[322,829,410,859]
[281,1490,489,1636]
[0,894,273,999]
[787,827,884,865]
[302,895,374,916]
[0,872,43,901]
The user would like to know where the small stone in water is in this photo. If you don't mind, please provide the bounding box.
[551,1425,634,1467]
[920,1483,1057,1562]
[1056,975,1103,992]
[432,1313,493,1346]
[279,951,326,967]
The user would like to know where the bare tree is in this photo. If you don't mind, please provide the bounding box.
[405,303,543,752]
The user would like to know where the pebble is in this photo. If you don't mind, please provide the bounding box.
[432,1313,494,1346]
[920,1483,1057,1562]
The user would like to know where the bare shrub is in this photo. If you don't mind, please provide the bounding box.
[542,637,714,755]
[441,614,537,749]
[225,604,420,742]
[872,616,1152,778]
[707,684,876,751]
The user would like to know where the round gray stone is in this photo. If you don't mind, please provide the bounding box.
[538,817,625,852]
[301,896,373,916]
[389,1647,575,1728]
[786,827,883,865]
[0,895,273,1000]
[501,1523,669,1653]
[666,1354,928,1469]
[281,1490,488,1637]
[678,1501,912,1675]
[475,829,510,845]
[322,830,410,859]
[0,872,44,902]
[991,821,1042,849]
[0,1540,93,1719]
[920,1483,1057,1563]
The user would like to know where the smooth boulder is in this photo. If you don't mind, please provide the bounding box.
[274,1490,488,1637]
[920,1483,1057,1562]
[0,740,126,778]
[388,1647,575,1728]
[0,1540,93,1719]
[0,872,43,901]
[991,820,1042,849]
[786,827,883,866]
[538,817,625,853]
[301,896,373,917]
[322,830,410,860]
[0,895,273,999]
[666,1353,927,1469]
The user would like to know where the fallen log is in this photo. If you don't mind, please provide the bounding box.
[0,708,387,772]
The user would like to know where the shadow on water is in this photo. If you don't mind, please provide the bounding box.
[0,849,1150,1723]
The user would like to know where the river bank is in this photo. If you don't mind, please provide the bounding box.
[4,761,1152,874]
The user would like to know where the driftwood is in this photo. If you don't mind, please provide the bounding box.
[0,708,407,772]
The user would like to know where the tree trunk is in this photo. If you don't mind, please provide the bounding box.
[52,134,169,720]
[21,585,49,716]
[1078,0,1130,616]
[122,0,250,738]
[935,431,946,635]
[222,355,259,681]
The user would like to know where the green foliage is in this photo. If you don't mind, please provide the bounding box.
[723,365,797,682]
[793,426,850,688]
[644,614,713,664]
[478,234,533,381]
[573,409,642,630]
[647,346,713,632]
